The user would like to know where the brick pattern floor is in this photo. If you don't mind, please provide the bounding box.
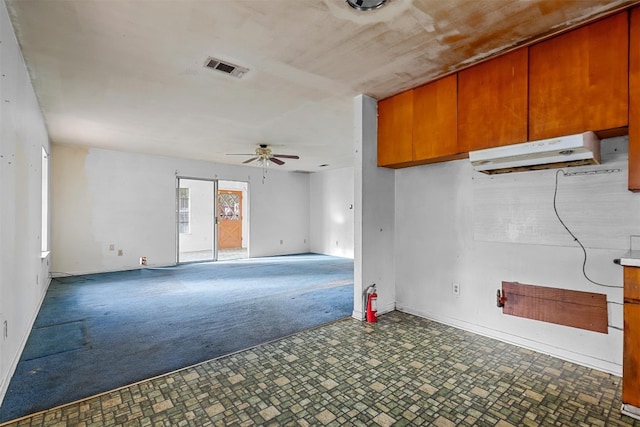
[2,311,639,426]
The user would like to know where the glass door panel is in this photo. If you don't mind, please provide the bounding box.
[177,178,216,263]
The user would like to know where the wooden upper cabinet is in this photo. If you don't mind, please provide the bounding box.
[630,7,640,191]
[459,48,528,151]
[413,75,458,161]
[378,90,414,167]
[529,12,629,141]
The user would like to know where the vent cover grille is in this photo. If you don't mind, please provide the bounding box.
[205,57,249,79]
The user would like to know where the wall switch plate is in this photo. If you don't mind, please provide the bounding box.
[452,282,460,296]
[118,249,124,256]
[109,244,115,251]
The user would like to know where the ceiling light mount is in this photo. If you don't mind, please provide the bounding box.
[346,0,387,11]
[256,144,272,164]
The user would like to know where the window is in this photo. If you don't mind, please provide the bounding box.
[218,192,240,220]
[178,188,190,234]
[41,147,49,253]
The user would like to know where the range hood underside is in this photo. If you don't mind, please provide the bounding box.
[469,131,601,175]
[477,158,599,175]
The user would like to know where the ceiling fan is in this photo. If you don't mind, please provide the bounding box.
[227,144,299,166]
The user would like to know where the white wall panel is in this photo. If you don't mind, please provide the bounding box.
[354,95,395,319]
[473,137,639,250]
[309,167,354,258]
[395,137,634,375]
[51,145,310,275]
[0,1,50,405]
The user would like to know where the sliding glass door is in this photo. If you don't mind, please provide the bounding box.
[177,178,249,263]
[177,178,217,263]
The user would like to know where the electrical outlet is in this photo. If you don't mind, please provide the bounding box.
[452,282,460,296]
[280,240,283,245]
[3,320,7,339]
[139,256,147,266]
[109,244,115,251]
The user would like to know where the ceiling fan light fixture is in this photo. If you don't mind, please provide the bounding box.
[255,144,272,165]
[346,0,387,11]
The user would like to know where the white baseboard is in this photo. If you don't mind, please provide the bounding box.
[622,403,640,421]
[50,263,178,278]
[352,301,395,322]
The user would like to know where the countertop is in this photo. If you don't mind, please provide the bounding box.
[619,250,640,267]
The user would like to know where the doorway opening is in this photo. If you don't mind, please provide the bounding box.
[177,178,248,263]
[217,180,249,261]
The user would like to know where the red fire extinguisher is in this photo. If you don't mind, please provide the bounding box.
[366,285,378,323]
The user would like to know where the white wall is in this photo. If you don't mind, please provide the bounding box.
[310,167,354,258]
[395,136,636,375]
[353,95,395,320]
[51,145,310,275]
[0,1,51,404]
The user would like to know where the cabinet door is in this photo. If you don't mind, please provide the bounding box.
[459,48,528,151]
[630,7,640,191]
[625,266,640,302]
[623,267,640,407]
[378,90,414,167]
[413,75,458,161]
[624,303,640,407]
[529,12,628,141]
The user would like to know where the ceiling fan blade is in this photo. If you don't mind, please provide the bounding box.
[269,157,285,165]
[242,157,258,164]
[272,154,299,159]
[227,153,255,156]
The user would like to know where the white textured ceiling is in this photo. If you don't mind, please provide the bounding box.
[6,0,639,171]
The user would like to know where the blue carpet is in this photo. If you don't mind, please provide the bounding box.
[0,253,354,422]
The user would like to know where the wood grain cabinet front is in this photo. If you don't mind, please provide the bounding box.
[625,266,640,302]
[629,7,640,191]
[529,12,629,141]
[413,74,459,161]
[458,48,528,151]
[623,267,640,408]
[377,90,414,167]
[624,303,640,408]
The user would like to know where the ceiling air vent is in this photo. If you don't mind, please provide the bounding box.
[204,57,249,79]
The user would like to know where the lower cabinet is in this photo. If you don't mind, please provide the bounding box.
[624,302,640,407]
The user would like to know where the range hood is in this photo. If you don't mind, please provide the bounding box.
[469,131,600,174]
